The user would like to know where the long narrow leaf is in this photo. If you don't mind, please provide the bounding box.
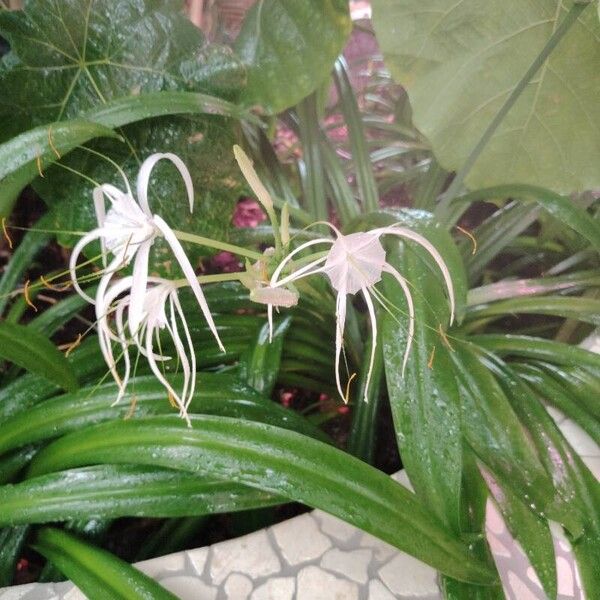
[0,465,280,525]
[34,528,178,600]
[28,416,496,584]
[0,321,77,391]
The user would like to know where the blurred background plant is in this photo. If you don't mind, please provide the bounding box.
[0,1,598,598]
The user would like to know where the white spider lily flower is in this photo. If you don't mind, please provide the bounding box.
[69,152,224,354]
[264,223,455,403]
[97,276,197,426]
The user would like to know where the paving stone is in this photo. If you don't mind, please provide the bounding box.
[250,577,295,600]
[320,548,372,584]
[378,553,438,597]
[210,530,280,585]
[271,513,331,565]
[186,547,208,576]
[159,576,217,599]
[296,566,359,600]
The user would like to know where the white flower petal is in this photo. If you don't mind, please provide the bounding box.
[382,263,415,376]
[361,287,378,403]
[334,288,348,403]
[136,153,194,216]
[376,225,455,324]
[128,241,151,339]
[153,214,225,353]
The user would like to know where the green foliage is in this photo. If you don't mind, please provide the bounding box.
[235,0,352,113]
[0,0,247,262]
[372,0,600,193]
[0,322,77,392]
[34,528,179,600]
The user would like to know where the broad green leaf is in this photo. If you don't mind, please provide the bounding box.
[0,0,242,139]
[450,341,563,528]
[29,416,497,584]
[484,354,600,596]
[514,363,600,445]
[357,208,468,321]
[466,296,600,326]
[0,321,77,391]
[0,446,38,486]
[0,120,117,216]
[235,0,352,113]
[372,0,600,193]
[0,338,104,422]
[0,465,280,525]
[0,526,29,587]
[441,453,503,599]
[382,245,463,533]
[0,0,247,263]
[0,373,328,455]
[34,527,178,600]
[240,316,292,396]
[0,210,56,317]
[467,270,600,305]
[471,334,600,371]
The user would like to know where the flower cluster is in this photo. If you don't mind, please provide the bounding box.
[70,153,223,422]
[71,146,455,422]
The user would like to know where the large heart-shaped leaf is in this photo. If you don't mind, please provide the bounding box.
[0,0,247,259]
[235,0,352,113]
[371,0,600,192]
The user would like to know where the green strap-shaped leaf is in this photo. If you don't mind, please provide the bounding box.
[0,525,29,587]
[0,465,280,526]
[28,416,496,584]
[382,245,463,533]
[0,321,77,392]
[0,373,328,454]
[483,353,600,597]
[466,296,600,326]
[454,185,600,252]
[235,0,352,113]
[471,334,600,371]
[34,527,178,600]
[240,316,292,396]
[514,363,600,445]
[0,120,117,216]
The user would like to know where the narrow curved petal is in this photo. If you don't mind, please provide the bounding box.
[382,263,415,376]
[377,226,455,324]
[137,153,194,216]
[173,290,197,410]
[267,303,274,343]
[69,229,110,304]
[128,241,151,339]
[153,215,225,353]
[167,293,191,412]
[144,318,191,428]
[92,187,108,268]
[361,287,378,403]
[270,238,333,286]
[334,288,348,403]
[110,300,131,406]
[274,255,328,288]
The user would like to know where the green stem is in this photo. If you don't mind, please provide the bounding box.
[172,230,262,261]
[437,1,592,218]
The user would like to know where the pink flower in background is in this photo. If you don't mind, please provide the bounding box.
[233,198,267,228]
